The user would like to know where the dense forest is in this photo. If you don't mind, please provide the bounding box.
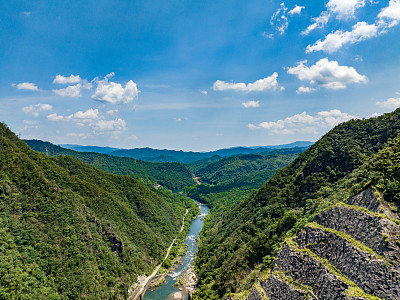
[193,109,400,299]
[0,122,198,299]
[25,140,194,191]
[184,148,305,210]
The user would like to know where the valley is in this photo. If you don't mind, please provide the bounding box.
[2,109,400,299]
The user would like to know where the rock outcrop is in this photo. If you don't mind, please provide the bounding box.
[248,187,400,300]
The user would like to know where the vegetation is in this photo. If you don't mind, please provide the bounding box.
[108,142,312,164]
[0,123,198,299]
[185,149,304,210]
[194,109,400,299]
[25,140,194,191]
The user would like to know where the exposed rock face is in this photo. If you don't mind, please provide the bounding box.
[248,188,400,300]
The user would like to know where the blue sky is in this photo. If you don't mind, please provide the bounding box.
[1,0,400,151]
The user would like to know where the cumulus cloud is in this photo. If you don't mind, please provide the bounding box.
[305,0,400,51]
[306,21,380,53]
[94,119,126,131]
[53,83,90,98]
[53,74,82,84]
[248,109,356,135]
[47,113,64,121]
[287,58,367,90]
[302,0,371,35]
[91,72,139,104]
[200,90,208,95]
[288,5,305,15]
[12,82,40,91]
[213,72,284,92]
[378,0,400,22]
[22,104,52,117]
[47,108,127,133]
[296,86,317,94]
[376,97,400,109]
[242,100,260,108]
[327,0,369,19]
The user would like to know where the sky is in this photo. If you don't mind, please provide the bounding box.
[1,0,400,151]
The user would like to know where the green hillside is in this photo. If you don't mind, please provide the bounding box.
[194,110,400,299]
[185,149,305,210]
[0,123,198,299]
[25,140,194,191]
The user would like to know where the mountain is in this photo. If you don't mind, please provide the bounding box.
[185,148,307,210]
[0,123,198,299]
[59,144,121,154]
[194,110,400,299]
[25,140,194,191]
[109,142,313,163]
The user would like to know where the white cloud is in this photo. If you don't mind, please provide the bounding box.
[23,11,32,16]
[270,3,288,35]
[47,113,64,121]
[376,97,400,109]
[12,82,40,91]
[296,86,317,94]
[242,100,260,108]
[53,84,85,98]
[327,0,369,19]
[248,109,356,135]
[22,104,52,117]
[91,72,139,104]
[268,3,305,37]
[306,21,380,53]
[67,108,100,120]
[213,72,284,92]
[302,13,330,35]
[53,74,82,84]
[288,5,305,15]
[174,117,183,122]
[378,0,400,22]
[287,58,367,90]
[47,108,127,133]
[200,90,208,95]
[302,0,372,35]
[94,119,126,131]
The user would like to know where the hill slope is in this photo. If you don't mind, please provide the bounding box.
[194,110,400,299]
[109,142,312,164]
[25,140,194,191]
[185,148,305,210]
[0,123,197,299]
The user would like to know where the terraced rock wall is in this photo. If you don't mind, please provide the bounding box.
[248,188,400,300]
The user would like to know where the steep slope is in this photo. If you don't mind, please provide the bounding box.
[194,109,400,299]
[185,149,304,210]
[0,123,197,299]
[249,188,400,300]
[25,139,194,191]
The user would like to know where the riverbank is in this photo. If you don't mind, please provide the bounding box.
[128,207,194,300]
[143,202,209,300]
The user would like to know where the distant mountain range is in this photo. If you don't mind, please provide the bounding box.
[59,141,313,164]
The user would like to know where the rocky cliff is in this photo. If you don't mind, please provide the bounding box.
[248,187,400,300]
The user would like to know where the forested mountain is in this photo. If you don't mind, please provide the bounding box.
[25,140,194,191]
[108,142,312,164]
[185,148,306,210]
[194,110,400,299]
[0,122,198,299]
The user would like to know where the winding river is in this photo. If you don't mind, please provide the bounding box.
[143,202,209,300]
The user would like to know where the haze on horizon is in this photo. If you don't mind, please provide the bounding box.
[1,0,400,151]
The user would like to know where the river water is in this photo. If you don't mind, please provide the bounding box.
[143,202,209,300]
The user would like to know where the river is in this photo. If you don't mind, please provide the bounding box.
[143,202,209,300]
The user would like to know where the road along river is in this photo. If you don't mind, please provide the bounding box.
[143,202,209,300]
